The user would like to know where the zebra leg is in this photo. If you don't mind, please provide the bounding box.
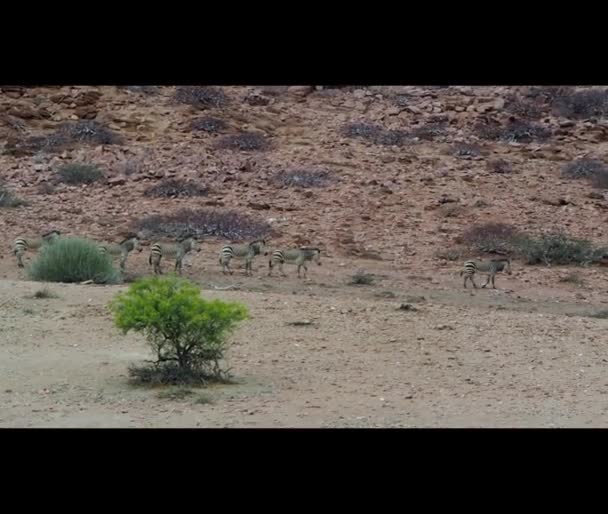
[119,251,128,271]
[481,274,491,288]
[491,274,496,289]
[15,251,25,268]
[279,262,287,277]
[470,275,479,289]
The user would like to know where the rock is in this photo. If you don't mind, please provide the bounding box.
[559,120,576,128]
[107,176,126,186]
[493,98,505,110]
[74,91,102,106]
[397,303,417,311]
[248,201,270,210]
[75,105,98,119]
[287,86,314,97]
[588,191,604,200]
[33,164,44,172]
[7,104,38,120]
[353,89,367,99]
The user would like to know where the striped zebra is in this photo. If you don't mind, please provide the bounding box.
[149,235,197,275]
[268,247,322,278]
[13,230,61,268]
[460,258,512,289]
[98,235,139,271]
[219,239,266,276]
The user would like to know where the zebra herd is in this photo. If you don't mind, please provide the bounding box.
[11,232,325,280]
[11,231,512,287]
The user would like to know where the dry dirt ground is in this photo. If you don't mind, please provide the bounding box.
[2,247,608,428]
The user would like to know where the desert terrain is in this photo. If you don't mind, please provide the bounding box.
[1,85,607,427]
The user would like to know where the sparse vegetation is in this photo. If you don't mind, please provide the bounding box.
[552,88,608,120]
[144,179,209,198]
[587,310,608,319]
[56,163,104,185]
[156,388,195,400]
[504,96,545,119]
[341,123,408,146]
[110,276,249,386]
[434,247,467,262]
[451,143,483,158]
[191,117,227,133]
[123,86,159,96]
[562,158,608,179]
[475,119,551,143]
[174,86,227,109]
[37,182,56,195]
[489,159,513,174]
[349,271,375,285]
[28,237,121,284]
[30,287,59,299]
[558,272,585,286]
[459,223,520,255]
[272,168,332,188]
[136,208,271,240]
[515,233,606,266]
[591,171,608,189]
[215,132,269,151]
[411,121,448,142]
[0,186,28,208]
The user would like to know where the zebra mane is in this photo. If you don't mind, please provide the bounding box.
[42,229,60,237]
[120,234,138,245]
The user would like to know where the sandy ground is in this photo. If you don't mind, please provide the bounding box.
[2,247,608,428]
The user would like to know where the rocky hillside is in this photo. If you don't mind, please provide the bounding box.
[1,85,608,268]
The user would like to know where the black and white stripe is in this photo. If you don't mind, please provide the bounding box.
[149,236,196,275]
[219,239,266,276]
[13,230,61,268]
[268,247,321,278]
[460,258,512,289]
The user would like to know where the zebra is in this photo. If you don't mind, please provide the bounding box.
[219,239,266,276]
[149,235,197,275]
[98,234,139,271]
[13,230,61,268]
[460,258,512,289]
[268,247,322,278]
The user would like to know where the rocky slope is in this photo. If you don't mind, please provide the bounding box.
[1,85,607,270]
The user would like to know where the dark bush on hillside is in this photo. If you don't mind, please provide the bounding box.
[9,121,122,156]
[123,86,160,95]
[144,179,208,198]
[459,222,520,254]
[476,119,551,143]
[341,123,408,146]
[190,117,227,133]
[516,233,606,266]
[451,143,483,157]
[28,237,121,284]
[174,86,227,109]
[411,121,448,141]
[57,163,104,185]
[136,208,271,240]
[591,171,608,189]
[215,132,269,151]
[562,158,608,179]
[504,96,545,119]
[489,159,513,174]
[272,168,332,188]
[552,89,608,120]
[0,186,28,207]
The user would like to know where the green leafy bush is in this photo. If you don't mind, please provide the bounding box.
[28,237,121,284]
[110,276,249,385]
[515,233,606,266]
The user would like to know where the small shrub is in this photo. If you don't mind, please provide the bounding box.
[349,271,375,285]
[558,272,585,286]
[215,132,268,151]
[587,310,608,319]
[110,276,249,386]
[136,208,271,240]
[552,89,608,120]
[489,159,513,174]
[115,158,146,176]
[504,96,545,119]
[123,86,160,96]
[57,163,104,185]
[272,168,332,188]
[144,179,208,198]
[28,237,121,284]
[434,247,467,262]
[190,117,227,133]
[591,171,608,189]
[31,287,59,299]
[174,86,227,109]
[451,143,483,158]
[562,158,608,179]
[411,121,448,141]
[0,186,28,207]
[459,223,520,254]
[341,123,408,146]
[475,119,551,143]
[54,120,123,146]
[515,232,606,266]
[244,93,270,106]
